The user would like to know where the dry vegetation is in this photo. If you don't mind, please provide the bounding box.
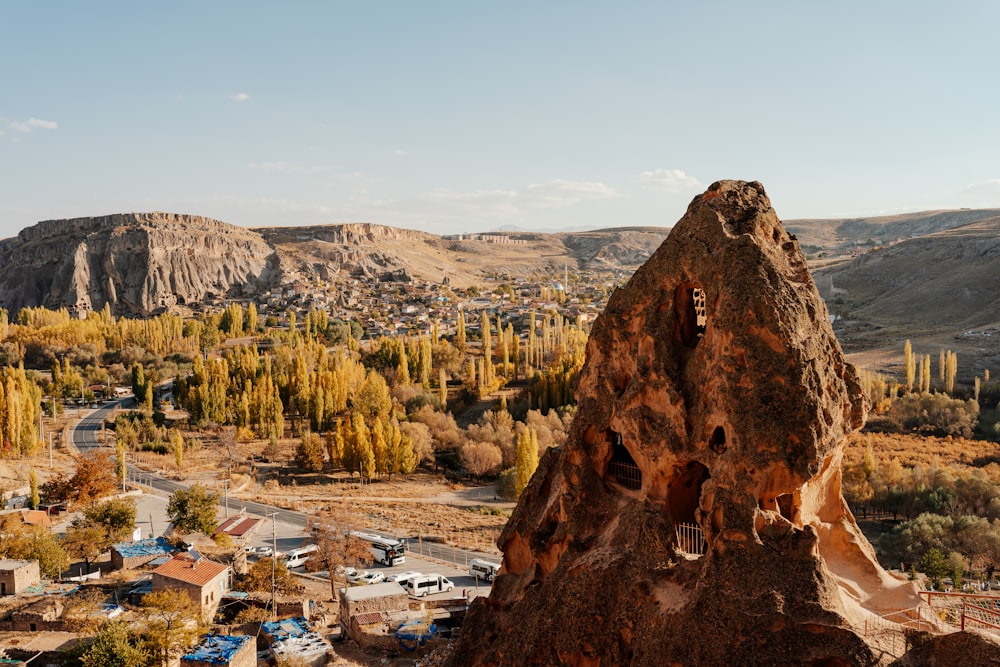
[844,431,1000,470]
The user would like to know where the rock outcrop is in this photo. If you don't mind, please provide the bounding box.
[449,181,999,665]
[0,213,275,316]
[0,216,670,317]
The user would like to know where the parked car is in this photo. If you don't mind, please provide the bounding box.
[335,565,357,579]
[387,570,422,585]
[347,569,369,583]
[360,571,386,585]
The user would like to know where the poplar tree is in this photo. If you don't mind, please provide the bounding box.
[456,311,466,352]
[904,340,915,393]
[514,428,539,497]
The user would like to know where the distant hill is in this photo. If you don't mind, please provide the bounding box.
[0,213,670,317]
[785,209,1000,255]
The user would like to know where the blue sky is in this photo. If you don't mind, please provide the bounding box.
[3,2,1000,239]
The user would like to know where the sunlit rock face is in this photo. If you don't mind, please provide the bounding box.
[449,181,992,666]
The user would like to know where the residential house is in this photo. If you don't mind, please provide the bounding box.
[152,551,230,621]
[0,559,40,596]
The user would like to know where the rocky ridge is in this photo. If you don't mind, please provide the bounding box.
[0,215,670,317]
[447,181,999,665]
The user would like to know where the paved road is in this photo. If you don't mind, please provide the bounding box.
[71,403,500,573]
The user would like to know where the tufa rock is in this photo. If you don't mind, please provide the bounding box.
[449,181,995,665]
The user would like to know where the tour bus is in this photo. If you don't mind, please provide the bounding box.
[284,543,318,568]
[469,558,500,582]
[406,574,455,597]
[350,530,407,566]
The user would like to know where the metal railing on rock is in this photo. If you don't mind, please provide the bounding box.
[674,523,706,558]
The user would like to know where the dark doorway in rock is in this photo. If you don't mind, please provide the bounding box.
[667,461,710,525]
[674,284,707,348]
[709,426,726,454]
[607,431,642,491]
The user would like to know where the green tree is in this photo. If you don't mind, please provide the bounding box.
[81,620,151,667]
[920,547,948,590]
[85,497,137,543]
[166,483,219,535]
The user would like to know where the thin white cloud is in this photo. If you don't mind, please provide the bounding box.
[247,161,333,174]
[963,179,1000,195]
[248,161,294,172]
[230,92,250,102]
[393,149,407,156]
[7,117,58,133]
[639,168,701,192]
[523,179,622,208]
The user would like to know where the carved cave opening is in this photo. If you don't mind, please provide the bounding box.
[674,284,707,348]
[606,430,642,491]
[709,426,726,454]
[667,460,710,526]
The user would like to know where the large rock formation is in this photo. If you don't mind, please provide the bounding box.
[0,213,275,316]
[449,181,998,665]
[0,215,671,317]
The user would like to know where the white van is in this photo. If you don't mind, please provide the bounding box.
[469,558,500,582]
[406,574,455,597]
[284,543,318,568]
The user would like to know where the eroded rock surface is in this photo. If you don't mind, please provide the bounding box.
[449,181,996,665]
[0,213,274,316]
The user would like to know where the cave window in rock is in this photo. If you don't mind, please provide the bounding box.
[668,461,710,557]
[675,284,707,348]
[709,426,726,454]
[775,493,796,523]
[606,431,642,491]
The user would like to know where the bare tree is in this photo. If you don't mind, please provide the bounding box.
[217,426,240,480]
[461,441,502,478]
[306,506,372,599]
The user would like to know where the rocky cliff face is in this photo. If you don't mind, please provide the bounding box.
[0,215,669,317]
[449,181,998,665]
[0,213,274,316]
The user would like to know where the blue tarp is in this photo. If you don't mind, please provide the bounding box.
[181,634,252,665]
[113,537,174,559]
[261,616,311,640]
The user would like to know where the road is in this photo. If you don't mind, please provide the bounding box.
[71,401,500,584]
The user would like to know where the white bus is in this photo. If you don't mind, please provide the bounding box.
[350,531,407,566]
[469,558,500,582]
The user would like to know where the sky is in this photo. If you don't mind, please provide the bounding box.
[3,2,1000,239]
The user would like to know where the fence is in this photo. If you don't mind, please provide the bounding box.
[408,536,500,573]
[674,523,706,557]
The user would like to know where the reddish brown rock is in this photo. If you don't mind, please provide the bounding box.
[449,181,994,665]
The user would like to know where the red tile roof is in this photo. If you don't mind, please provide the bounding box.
[215,516,262,538]
[153,553,228,587]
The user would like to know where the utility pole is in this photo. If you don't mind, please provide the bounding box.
[223,479,230,519]
[268,511,278,620]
